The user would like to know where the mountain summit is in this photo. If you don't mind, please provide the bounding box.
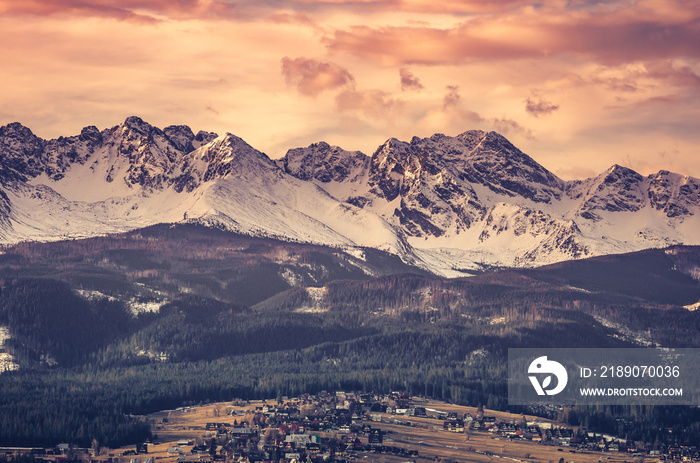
[1,117,699,275]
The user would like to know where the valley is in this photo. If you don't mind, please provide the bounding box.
[0,225,698,451]
[5,394,671,463]
[0,118,699,455]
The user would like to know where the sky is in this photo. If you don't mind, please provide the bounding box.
[0,0,699,180]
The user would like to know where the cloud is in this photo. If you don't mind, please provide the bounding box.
[622,94,681,109]
[0,0,156,22]
[492,118,533,138]
[591,60,700,98]
[4,0,535,22]
[525,97,559,117]
[399,68,424,91]
[0,0,239,21]
[253,0,543,16]
[555,165,598,180]
[443,85,462,109]
[205,104,220,116]
[268,12,320,29]
[412,85,483,134]
[281,57,355,97]
[335,89,403,119]
[325,1,700,66]
[594,76,639,93]
[644,61,700,88]
[442,86,483,123]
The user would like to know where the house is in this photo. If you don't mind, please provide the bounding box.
[368,429,383,446]
[443,420,465,433]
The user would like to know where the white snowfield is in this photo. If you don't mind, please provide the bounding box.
[1,117,699,277]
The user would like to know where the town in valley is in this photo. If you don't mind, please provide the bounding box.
[3,391,692,463]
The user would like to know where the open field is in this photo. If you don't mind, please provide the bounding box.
[112,398,661,463]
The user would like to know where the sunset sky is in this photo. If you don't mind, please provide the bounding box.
[1,0,699,180]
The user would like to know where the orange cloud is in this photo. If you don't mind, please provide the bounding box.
[281,57,355,97]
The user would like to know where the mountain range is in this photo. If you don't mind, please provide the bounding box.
[1,116,699,276]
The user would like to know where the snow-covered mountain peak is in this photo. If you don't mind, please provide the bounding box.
[193,130,218,148]
[0,122,45,183]
[198,132,276,169]
[455,129,489,148]
[565,165,646,220]
[648,170,700,218]
[159,132,278,193]
[280,141,369,185]
[0,122,37,140]
[163,125,196,152]
[121,115,153,134]
[1,117,699,277]
[79,125,103,144]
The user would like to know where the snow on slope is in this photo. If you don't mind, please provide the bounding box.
[2,117,700,277]
[281,130,700,275]
[0,120,407,264]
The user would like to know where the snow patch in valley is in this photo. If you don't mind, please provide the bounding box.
[0,326,11,345]
[77,289,117,302]
[684,301,700,311]
[294,286,329,313]
[280,268,303,287]
[0,326,19,373]
[136,349,169,362]
[593,314,656,346]
[76,289,167,315]
[339,246,366,261]
[127,299,167,315]
[566,286,593,294]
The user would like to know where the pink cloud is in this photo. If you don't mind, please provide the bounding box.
[525,97,559,117]
[443,85,462,109]
[594,75,639,93]
[644,61,700,88]
[441,85,483,123]
[399,68,423,91]
[266,0,539,15]
[0,0,237,21]
[592,60,700,95]
[335,89,403,119]
[627,94,681,108]
[325,2,700,66]
[555,165,598,180]
[268,12,319,29]
[492,118,533,139]
[281,57,355,97]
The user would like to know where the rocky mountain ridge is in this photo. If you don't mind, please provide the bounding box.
[1,117,699,276]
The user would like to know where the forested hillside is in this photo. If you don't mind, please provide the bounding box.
[0,225,699,447]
